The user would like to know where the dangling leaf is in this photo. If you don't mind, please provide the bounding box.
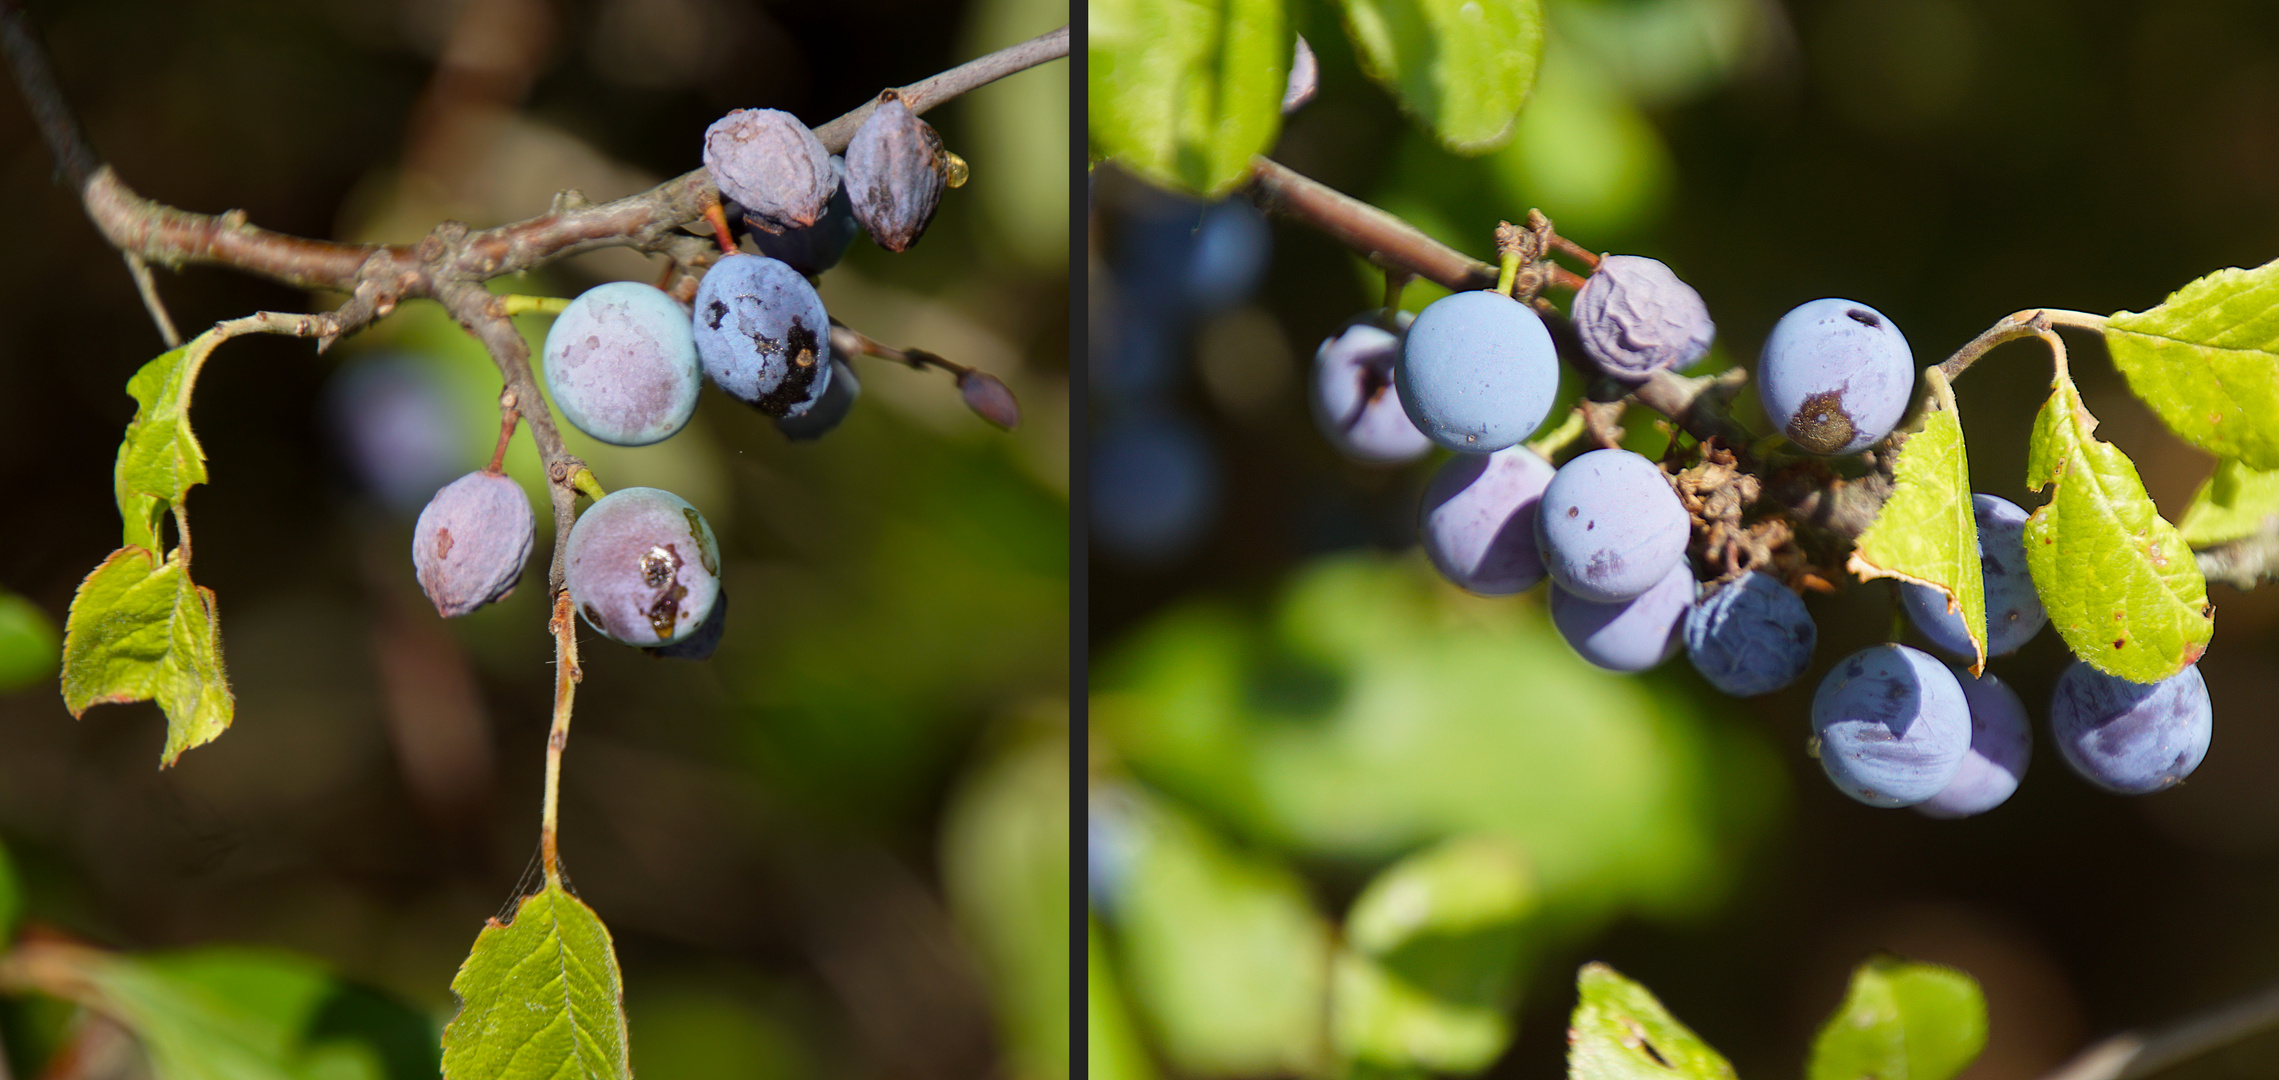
[1847,368,1986,671]
[1567,963,1734,1080]
[1090,0,1289,196]
[2179,458,2279,548]
[442,880,632,1080]
[1807,958,1986,1080]
[61,546,232,766]
[1335,0,1545,152]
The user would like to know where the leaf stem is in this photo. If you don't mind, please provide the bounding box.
[539,591,582,886]
[1936,308,2106,383]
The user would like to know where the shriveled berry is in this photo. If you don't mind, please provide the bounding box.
[1571,255,1715,382]
[704,108,835,232]
[565,487,722,647]
[412,471,534,618]
[845,91,948,252]
[692,253,833,418]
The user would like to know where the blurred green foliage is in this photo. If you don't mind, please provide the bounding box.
[0,592,58,694]
[1807,959,1987,1080]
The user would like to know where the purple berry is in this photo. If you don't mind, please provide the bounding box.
[412,471,534,618]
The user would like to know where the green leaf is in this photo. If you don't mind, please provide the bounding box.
[1089,0,1288,196]
[1847,368,1987,672]
[60,546,233,766]
[1567,963,1734,1080]
[1089,919,1161,1080]
[442,880,631,1080]
[2022,364,2213,681]
[2106,260,2279,470]
[0,589,60,693]
[6,942,433,1080]
[1806,958,1986,1080]
[1336,0,1545,152]
[2179,458,2279,548]
[115,339,221,550]
[1336,836,1534,1073]
[1110,795,1330,1078]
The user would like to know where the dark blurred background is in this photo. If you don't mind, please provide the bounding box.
[1090,1,2279,1079]
[0,0,1068,1076]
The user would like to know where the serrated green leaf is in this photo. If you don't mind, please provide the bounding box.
[115,339,221,550]
[1806,958,1986,1080]
[2179,458,2279,548]
[1567,963,1734,1080]
[1847,369,1986,671]
[2106,260,2279,470]
[2,941,429,1080]
[2022,367,2212,681]
[1336,836,1533,1073]
[442,880,631,1080]
[60,546,233,766]
[1336,0,1544,152]
[0,589,60,693]
[1090,0,1288,196]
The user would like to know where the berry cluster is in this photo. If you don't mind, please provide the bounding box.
[407,97,968,658]
[1311,253,2214,816]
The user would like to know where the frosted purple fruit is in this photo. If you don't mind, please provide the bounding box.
[412,471,534,618]
[1757,298,1914,456]
[692,253,832,418]
[704,108,835,232]
[1419,446,1554,595]
[1549,563,1696,673]
[748,156,859,276]
[542,281,702,446]
[565,487,723,647]
[845,91,947,252]
[2050,662,2211,795]
[1812,643,1971,808]
[1571,255,1715,382]
[1916,670,2032,819]
[1311,313,1430,464]
[651,587,726,660]
[1534,448,1691,603]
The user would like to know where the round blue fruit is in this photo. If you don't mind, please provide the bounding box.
[542,281,702,446]
[1915,670,2032,818]
[2050,661,2210,795]
[1757,298,1914,456]
[1549,563,1696,672]
[564,487,723,647]
[1395,290,1559,453]
[1312,313,1431,463]
[1684,571,1815,696]
[692,253,833,418]
[1812,643,1971,807]
[1534,448,1691,603]
[1904,494,2047,658]
[1420,446,1555,595]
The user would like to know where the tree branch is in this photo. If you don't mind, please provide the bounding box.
[2041,977,2279,1080]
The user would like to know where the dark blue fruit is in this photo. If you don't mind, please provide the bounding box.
[1812,643,1971,807]
[1684,571,1816,696]
[1916,670,2031,818]
[1549,563,1696,672]
[1904,494,2047,658]
[1757,298,1914,456]
[2049,661,2210,795]
[692,253,833,419]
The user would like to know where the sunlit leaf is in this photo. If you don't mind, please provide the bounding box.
[1567,963,1734,1080]
[942,728,1070,1080]
[1090,0,1288,195]
[2106,260,2279,470]
[1337,0,1545,152]
[1089,920,1161,1080]
[2179,458,2279,548]
[60,546,232,766]
[114,337,223,550]
[442,880,631,1080]
[1806,958,1986,1080]
[2022,363,2212,681]
[1847,368,1986,671]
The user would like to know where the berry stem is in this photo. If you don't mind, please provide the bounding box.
[1526,407,1590,460]
[487,401,519,475]
[538,591,583,886]
[500,294,570,317]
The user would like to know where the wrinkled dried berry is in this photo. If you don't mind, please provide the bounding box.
[845,91,948,252]
[565,487,722,647]
[703,108,836,232]
[412,471,534,618]
[1571,255,1716,381]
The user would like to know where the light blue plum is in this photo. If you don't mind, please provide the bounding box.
[2050,662,2211,795]
[1395,290,1559,453]
[1549,563,1696,672]
[1915,670,2032,818]
[692,253,833,419]
[1419,446,1554,596]
[1757,298,1914,456]
[1534,448,1691,603]
[1812,644,1971,807]
[1684,571,1816,696]
[542,281,702,446]
[1312,313,1431,463]
[1904,494,2047,658]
